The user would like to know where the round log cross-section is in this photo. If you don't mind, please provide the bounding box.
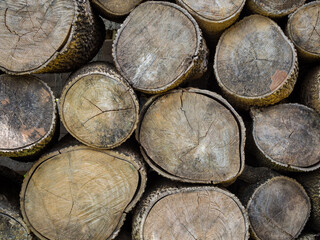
[0,74,57,157]
[247,176,310,240]
[59,62,139,149]
[247,0,306,18]
[136,88,245,184]
[214,15,298,109]
[113,1,208,94]
[20,144,147,240]
[301,66,320,114]
[287,2,320,61]
[250,103,320,172]
[132,186,249,240]
[0,0,105,74]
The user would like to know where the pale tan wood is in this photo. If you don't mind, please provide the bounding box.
[301,66,320,115]
[0,74,57,157]
[132,186,249,240]
[250,103,320,172]
[59,62,139,149]
[20,144,147,240]
[136,88,245,184]
[287,2,320,60]
[0,0,105,74]
[214,14,298,109]
[247,176,310,240]
[113,1,208,94]
[92,0,143,18]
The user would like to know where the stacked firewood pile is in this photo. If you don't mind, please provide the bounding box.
[0,0,319,239]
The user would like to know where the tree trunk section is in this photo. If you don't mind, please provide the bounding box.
[247,0,306,18]
[246,176,310,240]
[0,0,105,74]
[136,88,245,184]
[301,66,320,114]
[113,1,208,94]
[250,103,320,172]
[214,14,298,109]
[59,62,139,149]
[132,185,249,240]
[20,143,147,240]
[0,74,57,157]
[286,2,320,61]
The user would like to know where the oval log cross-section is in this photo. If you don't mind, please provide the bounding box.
[247,0,306,18]
[133,186,249,240]
[301,66,320,114]
[113,1,208,94]
[247,176,310,240]
[0,74,57,157]
[214,15,298,109]
[60,62,139,149]
[287,2,320,61]
[137,88,245,184]
[251,103,320,172]
[20,145,147,240]
[0,0,105,74]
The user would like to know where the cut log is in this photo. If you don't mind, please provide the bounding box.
[176,0,245,39]
[59,62,139,149]
[214,15,298,109]
[296,170,320,232]
[91,0,143,19]
[247,176,310,240]
[37,72,70,98]
[20,143,147,240]
[287,2,320,61]
[0,0,105,74]
[113,1,208,94]
[297,233,320,240]
[132,185,249,240]
[0,74,57,157]
[301,66,320,114]
[136,88,245,184]
[250,103,320,172]
[247,0,306,18]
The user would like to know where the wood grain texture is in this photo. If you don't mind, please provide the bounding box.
[60,62,139,149]
[251,103,320,172]
[20,144,147,240]
[214,15,298,109]
[176,0,245,37]
[136,88,245,184]
[0,74,57,157]
[297,233,320,240]
[287,1,320,61]
[91,0,143,18]
[301,66,320,114]
[113,1,208,94]
[132,186,249,240]
[247,0,306,18]
[247,176,310,240]
[0,0,105,74]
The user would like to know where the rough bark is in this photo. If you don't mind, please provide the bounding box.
[250,103,320,172]
[59,62,139,149]
[113,1,208,94]
[301,66,320,114]
[287,1,320,61]
[247,0,306,18]
[132,185,249,240]
[246,176,310,240]
[20,143,147,240]
[136,88,245,184]
[0,74,57,157]
[0,0,105,74]
[214,15,298,109]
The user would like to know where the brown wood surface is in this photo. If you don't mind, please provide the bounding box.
[133,186,249,240]
[287,2,320,60]
[301,66,320,114]
[0,74,57,157]
[137,88,245,184]
[251,103,320,171]
[214,14,298,108]
[60,62,139,149]
[20,144,147,240]
[113,1,208,94]
[0,0,105,74]
[247,176,310,240]
[92,0,143,18]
